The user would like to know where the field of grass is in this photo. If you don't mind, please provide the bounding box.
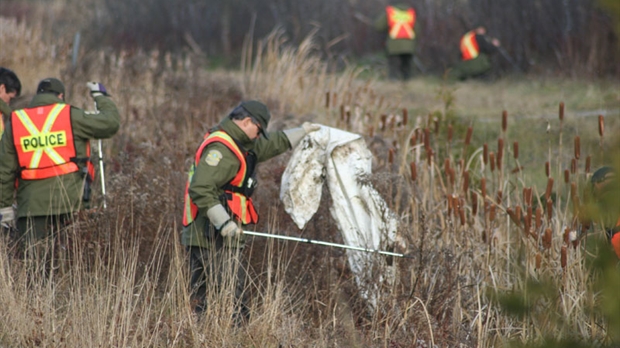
[1,15,619,347]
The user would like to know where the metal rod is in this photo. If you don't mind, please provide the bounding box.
[98,139,107,209]
[243,230,411,258]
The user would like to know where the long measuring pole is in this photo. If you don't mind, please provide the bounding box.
[243,230,411,259]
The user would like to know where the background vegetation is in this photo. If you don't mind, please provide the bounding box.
[0,0,619,347]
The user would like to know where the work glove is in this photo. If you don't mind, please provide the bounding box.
[220,220,243,238]
[86,81,108,98]
[207,203,242,238]
[284,122,322,148]
[0,206,15,224]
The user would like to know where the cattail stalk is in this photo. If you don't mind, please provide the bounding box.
[465,126,473,147]
[545,178,554,202]
[542,228,552,249]
[402,108,408,126]
[502,110,508,133]
[574,136,580,160]
[410,162,417,181]
[513,141,519,159]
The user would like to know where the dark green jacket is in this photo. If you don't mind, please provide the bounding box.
[181,117,292,248]
[0,93,120,217]
[374,4,420,55]
[0,99,12,141]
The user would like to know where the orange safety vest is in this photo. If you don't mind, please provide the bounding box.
[183,130,259,227]
[612,217,620,258]
[460,31,480,61]
[386,6,416,40]
[11,103,93,180]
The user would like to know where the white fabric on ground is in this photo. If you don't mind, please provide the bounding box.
[280,126,398,306]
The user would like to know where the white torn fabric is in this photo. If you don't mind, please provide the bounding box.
[280,126,398,306]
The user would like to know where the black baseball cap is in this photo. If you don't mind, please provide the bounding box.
[240,100,271,139]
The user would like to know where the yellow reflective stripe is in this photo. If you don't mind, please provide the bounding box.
[15,109,45,168]
[40,104,67,165]
[184,165,196,224]
[461,32,479,59]
[207,131,247,187]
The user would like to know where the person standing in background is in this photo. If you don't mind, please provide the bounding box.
[448,26,501,81]
[374,2,419,81]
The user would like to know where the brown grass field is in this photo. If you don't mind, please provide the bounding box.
[1,15,619,348]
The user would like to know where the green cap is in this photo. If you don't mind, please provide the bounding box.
[240,100,271,139]
[36,78,65,95]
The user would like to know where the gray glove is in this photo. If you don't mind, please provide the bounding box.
[0,206,15,224]
[284,122,321,148]
[86,81,108,98]
[220,220,243,238]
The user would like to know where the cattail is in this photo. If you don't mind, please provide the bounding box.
[515,205,522,226]
[470,193,478,216]
[513,141,519,159]
[525,206,533,236]
[585,155,591,174]
[598,115,604,137]
[489,204,496,222]
[459,206,466,226]
[483,144,489,165]
[380,114,387,130]
[535,253,542,269]
[481,178,487,199]
[545,161,550,177]
[574,136,580,159]
[447,124,453,143]
[545,178,554,202]
[564,169,570,184]
[340,105,345,121]
[542,228,552,250]
[535,206,543,230]
[490,152,496,172]
[345,110,351,124]
[388,148,394,165]
[409,133,417,147]
[507,207,519,225]
[424,128,431,152]
[546,199,553,221]
[563,228,570,245]
[465,126,473,146]
[559,102,564,121]
[410,162,417,181]
[447,195,453,216]
[325,91,330,108]
[496,190,503,204]
[527,188,533,206]
[571,158,577,174]
[444,159,451,175]
[402,108,408,126]
[502,110,508,132]
[434,118,440,135]
[561,246,567,269]
[426,148,434,166]
[463,171,470,193]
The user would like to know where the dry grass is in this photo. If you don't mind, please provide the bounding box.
[1,13,619,348]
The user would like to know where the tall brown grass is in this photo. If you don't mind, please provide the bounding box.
[1,13,619,348]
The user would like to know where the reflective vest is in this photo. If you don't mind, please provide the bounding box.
[460,31,480,61]
[11,103,93,180]
[386,6,416,40]
[183,130,259,227]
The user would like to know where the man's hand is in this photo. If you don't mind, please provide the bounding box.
[220,220,243,238]
[86,82,108,98]
[0,206,14,224]
[302,122,321,134]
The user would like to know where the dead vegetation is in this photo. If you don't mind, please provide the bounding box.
[0,14,619,348]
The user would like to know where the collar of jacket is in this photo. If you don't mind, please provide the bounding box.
[0,99,11,116]
[217,117,255,151]
[27,94,65,108]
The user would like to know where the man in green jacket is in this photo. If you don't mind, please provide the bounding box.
[0,78,120,252]
[374,2,419,80]
[182,100,319,323]
[0,67,22,140]
[448,26,501,81]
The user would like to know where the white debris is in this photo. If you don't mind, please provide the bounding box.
[280,126,399,306]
